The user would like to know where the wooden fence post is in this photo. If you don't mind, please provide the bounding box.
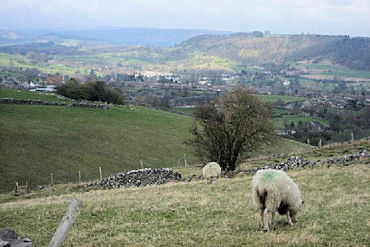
[15,182,18,195]
[50,173,54,186]
[48,198,82,247]
[184,154,187,168]
[140,159,144,169]
[78,170,81,183]
[99,167,102,181]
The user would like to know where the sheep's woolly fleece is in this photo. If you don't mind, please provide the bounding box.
[252,169,303,230]
[202,162,222,178]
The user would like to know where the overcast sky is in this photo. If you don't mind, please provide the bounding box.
[0,0,369,36]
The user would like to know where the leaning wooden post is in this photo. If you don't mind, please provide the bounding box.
[140,159,144,169]
[99,167,102,181]
[48,198,82,247]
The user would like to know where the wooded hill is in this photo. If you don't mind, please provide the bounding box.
[180,33,370,70]
[0,30,369,72]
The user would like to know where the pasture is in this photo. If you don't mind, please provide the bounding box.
[0,159,368,246]
[0,88,311,192]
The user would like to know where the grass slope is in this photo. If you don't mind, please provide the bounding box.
[0,104,196,192]
[0,158,368,246]
[0,89,310,192]
[0,88,70,102]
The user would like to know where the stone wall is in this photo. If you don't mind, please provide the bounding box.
[0,98,109,109]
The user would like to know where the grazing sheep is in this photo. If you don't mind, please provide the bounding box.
[202,162,222,179]
[251,169,303,232]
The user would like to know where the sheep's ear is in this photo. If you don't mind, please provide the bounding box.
[302,200,305,204]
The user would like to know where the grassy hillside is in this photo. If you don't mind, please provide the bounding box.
[0,87,70,102]
[0,104,197,192]
[0,142,368,246]
[0,89,312,192]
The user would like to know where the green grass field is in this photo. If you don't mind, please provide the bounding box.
[0,143,368,246]
[0,52,81,76]
[0,89,313,193]
[256,94,306,104]
[273,115,329,128]
[0,88,70,103]
[294,62,370,79]
[0,104,198,192]
[173,107,195,116]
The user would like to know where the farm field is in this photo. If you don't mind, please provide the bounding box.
[0,141,368,246]
[293,61,370,84]
[0,88,70,103]
[294,62,370,79]
[273,115,329,128]
[256,94,305,104]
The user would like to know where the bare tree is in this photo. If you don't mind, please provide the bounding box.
[188,87,274,171]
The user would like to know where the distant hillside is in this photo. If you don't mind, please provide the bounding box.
[1,30,368,73]
[46,27,227,47]
[180,33,370,70]
[0,30,38,45]
[0,41,85,56]
[0,28,226,47]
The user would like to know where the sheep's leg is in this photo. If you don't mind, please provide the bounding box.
[260,209,264,228]
[291,212,297,224]
[287,211,293,226]
[263,208,270,232]
[271,212,275,230]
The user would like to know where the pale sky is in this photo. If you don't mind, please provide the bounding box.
[0,0,369,36]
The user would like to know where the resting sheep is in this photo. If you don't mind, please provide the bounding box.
[202,162,221,180]
[251,169,303,231]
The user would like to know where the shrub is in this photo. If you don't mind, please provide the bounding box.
[57,79,124,105]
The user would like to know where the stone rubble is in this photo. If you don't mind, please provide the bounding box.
[327,150,368,164]
[243,156,316,174]
[242,150,368,175]
[94,168,181,188]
